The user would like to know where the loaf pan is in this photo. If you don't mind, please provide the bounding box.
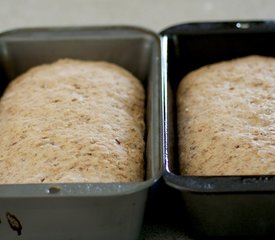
[161,21,275,238]
[0,26,161,240]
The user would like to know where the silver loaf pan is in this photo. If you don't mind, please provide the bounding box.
[0,26,161,240]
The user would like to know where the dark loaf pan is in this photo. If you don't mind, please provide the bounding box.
[0,26,162,240]
[160,21,275,238]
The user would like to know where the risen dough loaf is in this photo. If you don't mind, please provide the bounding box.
[0,59,145,183]
[177,55,275,176]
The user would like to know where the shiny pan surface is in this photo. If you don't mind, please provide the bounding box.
[161,21,275,237]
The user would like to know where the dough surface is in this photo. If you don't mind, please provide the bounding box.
[0,59,145,183]
[177,55,275,175]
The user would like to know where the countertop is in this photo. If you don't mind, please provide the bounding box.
[1,0,275,33]
[0,0,274,239]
